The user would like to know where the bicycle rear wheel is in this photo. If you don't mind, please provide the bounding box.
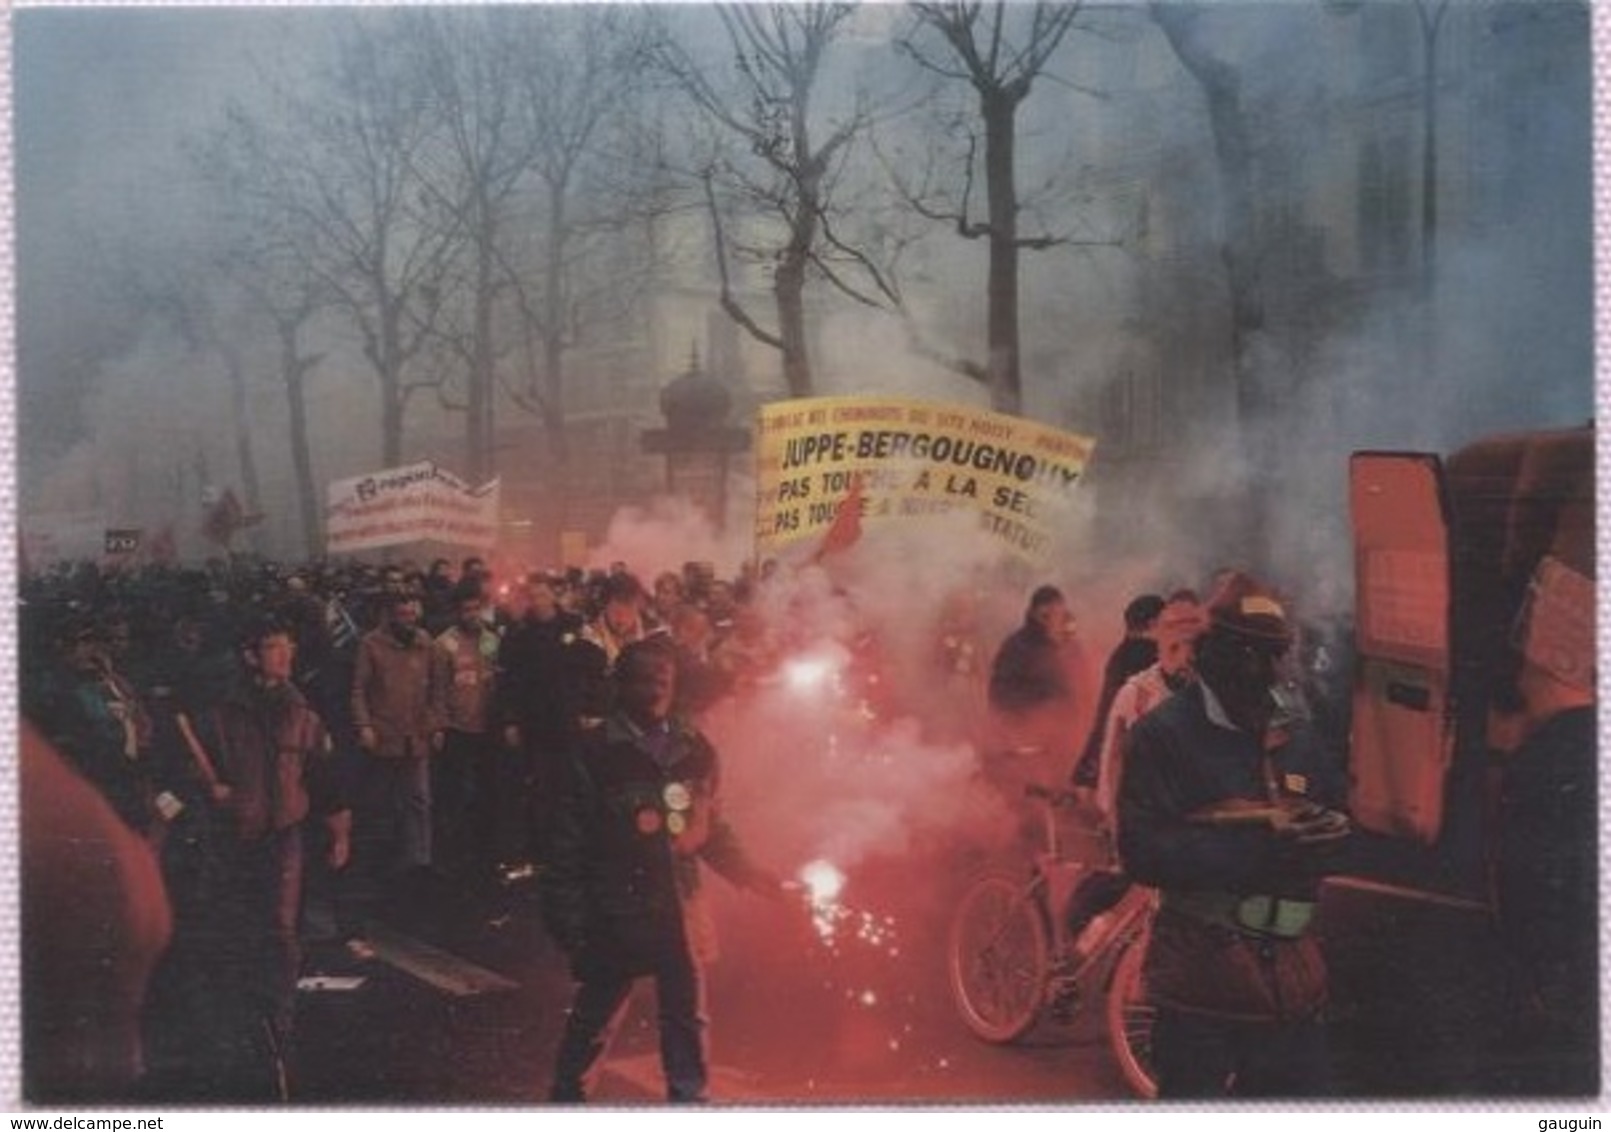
[947,873,1050,1043]
[1105,924,1158,1098]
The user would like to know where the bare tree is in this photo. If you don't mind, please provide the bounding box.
[399,8,537,484]
[191,104,363,557]
[117,251,268,556]
[1412,0,1452,291]
[898,0,1087,414]
[657,2,879,398]
[267,292,328,558]
[499,5,659,467]
[1148,3,1266,439]
[225,16,461,471]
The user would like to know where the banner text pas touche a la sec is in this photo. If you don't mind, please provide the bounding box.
[753,395,1095,563]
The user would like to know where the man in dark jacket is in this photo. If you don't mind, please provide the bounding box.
[542,640,781,1103]
[1071,592,1164,789]
[1117,573,1350,1097]
[30,612,158,838]
[167,619,351,1099]
[432,582,502,883]
[984,584,1091,799]
[498,574,588,868]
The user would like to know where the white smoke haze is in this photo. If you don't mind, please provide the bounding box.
[15,10,1591,1093]
[807,719,990,869]
[706,655,1019,880]
[16,3,1587,726]
[680,505,1117,889]
[816,308,991,407]
[1242,207,1593,622]
[19,4,1589,593]
[589,495,752,581]
[32,328,233,522]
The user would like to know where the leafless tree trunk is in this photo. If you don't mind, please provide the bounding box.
[900,0,1085,414]
[658,2,872,398]
[212,16,460,471]
[116,247,271,555]
[271,309,325,557]
[402,9,539,484]
[1150,3,1264,436]
[221,348,263,544]
[510,9,648,459]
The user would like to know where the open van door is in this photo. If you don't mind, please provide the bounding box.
[1348,453,1455,844]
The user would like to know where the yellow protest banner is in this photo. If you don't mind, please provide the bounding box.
[753,395,1095,563]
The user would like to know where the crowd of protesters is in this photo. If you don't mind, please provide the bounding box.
[10,556,717,1093]
[19,555,849,868]
[20,551,975,1098]
[20,529,1595,1105]
[18,547,1366,1101]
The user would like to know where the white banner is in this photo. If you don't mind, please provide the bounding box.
[325,461,500,554]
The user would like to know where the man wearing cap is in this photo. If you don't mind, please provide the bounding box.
[1118,572,1350,1097]
[30,612,158,838]
[542,640,783,1103]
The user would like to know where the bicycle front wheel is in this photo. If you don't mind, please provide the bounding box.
[1105,925,1159,1098]
[947,873,1050,1043]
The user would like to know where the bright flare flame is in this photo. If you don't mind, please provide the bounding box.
[783,656,834,694]
[795,858,901,959]
[798,858,846,906]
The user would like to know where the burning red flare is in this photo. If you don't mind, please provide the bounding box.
[783,656,835,695]
[798,858,846,904]
[793,858,901,959]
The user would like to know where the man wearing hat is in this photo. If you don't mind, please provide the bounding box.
[1117,572,1351,1097]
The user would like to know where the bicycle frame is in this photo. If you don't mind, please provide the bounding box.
[948,783,1160,1096]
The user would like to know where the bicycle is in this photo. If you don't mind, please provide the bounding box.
[947,782,1159,1098]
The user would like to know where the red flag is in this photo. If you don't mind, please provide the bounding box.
[812,473,865,563]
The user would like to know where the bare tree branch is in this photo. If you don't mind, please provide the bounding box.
[702,167,786,351]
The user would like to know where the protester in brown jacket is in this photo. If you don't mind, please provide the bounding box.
[352,592,447,877]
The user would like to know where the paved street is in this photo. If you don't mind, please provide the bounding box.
[131,838,1524,1108]
[286,860,1138,1106]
